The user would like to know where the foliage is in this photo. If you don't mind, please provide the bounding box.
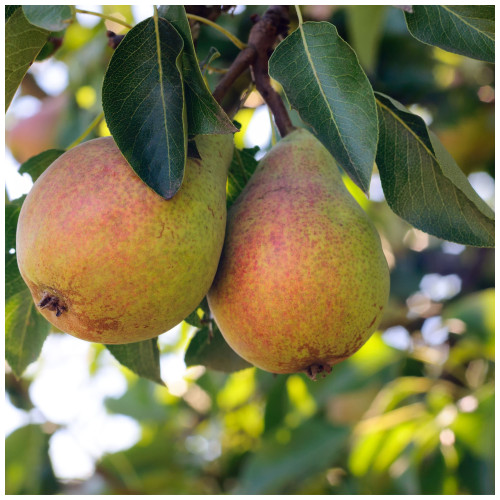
[4,4,495,495]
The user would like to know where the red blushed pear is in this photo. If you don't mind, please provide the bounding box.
[16,134,234,344]
[207,128,390,378]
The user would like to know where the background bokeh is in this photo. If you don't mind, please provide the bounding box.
[5,5,495,494]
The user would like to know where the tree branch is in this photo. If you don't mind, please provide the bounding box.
[212,5,294,137]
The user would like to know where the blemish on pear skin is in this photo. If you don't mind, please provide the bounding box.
[38,292,67,317]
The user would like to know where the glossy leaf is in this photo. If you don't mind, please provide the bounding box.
[185,325,252,373]
[269,21,378,192]
[158,5,237,135]
[6,5,20,21]
[375,92,495,247]
[405,6,494,63]
[106,338,164,386]
[5,8,49,111]
[18,149,65,182]
[102,16,186,199]
[5,288,51,377]
[22,5,73,32]
[227,146,259,207]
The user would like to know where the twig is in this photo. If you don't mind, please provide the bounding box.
[186,13,247,50]
[212,47,257,103]
[212,5,294,137]
[75,8,133,29]
[67,111,105,150]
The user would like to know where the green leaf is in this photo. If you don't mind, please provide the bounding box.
[158,5,237,135]
[6,288,51,377]
[263,375,289,434]
[375,92,495,247]
[185,325,252,373]
[269,21,378,193]
[106,338,164,386]
[22,5,73,32]
[346,6,387,74]
[5,8,49,111]
[102,16,187,199]
[405,6,494,63]
[5,424,58,494]
[6,5,20,21]
[18,149,65,182]
[5,202,28,302]
[184,297,209,328]
[200,46,222,76]
[227,146,259,207]
[236,418,350,494]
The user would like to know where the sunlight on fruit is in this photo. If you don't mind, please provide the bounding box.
[75,85,96,109]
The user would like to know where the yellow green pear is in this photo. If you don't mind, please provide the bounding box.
[16,134,234,344]
[207,128,390,377]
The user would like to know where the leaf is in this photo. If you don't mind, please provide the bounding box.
[5,202,28,302]
[200,46,222,76]
[5,288,51,377]
[158,5,237,135]
[102,16,187,199]
[346,6,387,74]
[5,424,58,494]
[375,92,495,248]
[235,418,350,494]
[106,338,164,386]
[405,6,494,63]
[185,325,252,373]
[5,8,49,111]
[184,297,209,328]
[6,5,20,21]
[22,5,73,32]
[269,21,378,193]
[263,375,289,434]
[227,146,259,207]
[18,149,65,182]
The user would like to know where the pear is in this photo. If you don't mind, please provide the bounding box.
[207,128,389,377]
[16,134,234,344]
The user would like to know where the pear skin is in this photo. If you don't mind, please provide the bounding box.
[208,128,390,376]
[16,134,234,344]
